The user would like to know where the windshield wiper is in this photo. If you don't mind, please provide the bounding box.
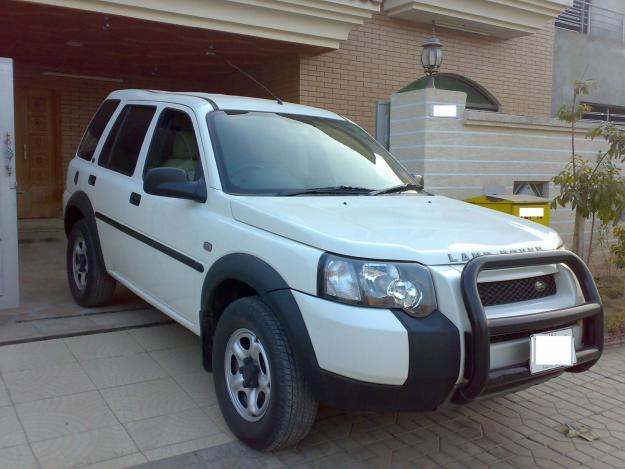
[279,186,374,196]
[370,183,423,196]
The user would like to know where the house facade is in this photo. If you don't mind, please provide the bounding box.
[553,0,625,120]
[0,0,573,309]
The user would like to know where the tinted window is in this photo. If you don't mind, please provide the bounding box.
[207,111,411,195]
[76,99,120,160]
[99,105,155,176]
[144,109,203,182]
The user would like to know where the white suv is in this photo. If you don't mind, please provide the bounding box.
[64,90,603,450]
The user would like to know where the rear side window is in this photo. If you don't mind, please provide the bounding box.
[143,109,204,182]
[98,105,156,176]
[77,99,120,160]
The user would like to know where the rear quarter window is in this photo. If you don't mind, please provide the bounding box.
[76,99,120,160]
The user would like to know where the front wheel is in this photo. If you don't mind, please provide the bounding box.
[212,297,317,450]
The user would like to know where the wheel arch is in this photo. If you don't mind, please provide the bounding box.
[200,253,313,372]
[64,191,108,271]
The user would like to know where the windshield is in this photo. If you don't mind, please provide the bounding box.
[207,111,413,195]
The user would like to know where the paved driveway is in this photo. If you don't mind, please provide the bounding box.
[1,325,624,469]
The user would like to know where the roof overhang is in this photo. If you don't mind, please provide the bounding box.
[383,0,572,38]
[23,0,380,49]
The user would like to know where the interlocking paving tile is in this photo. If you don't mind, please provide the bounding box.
[0,377,10,407]
[0,339,75,373]
[173,371,217,408]
[31,424,137,469]
[16,390,118,442]
[149,346,205,377]
[124,408,223,451]
[0,406,28,449]
[131,346,625,469]
[81,353,167,389]
[3,362,95,404]
[79,453,148,469]
[64,331,144,361]
[100,377,195,423]
[0,444,38,469]
[129,324,200,352]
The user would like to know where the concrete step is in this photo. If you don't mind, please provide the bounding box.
[18,218,65,243]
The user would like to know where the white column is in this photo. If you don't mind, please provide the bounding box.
[0,58,19,310]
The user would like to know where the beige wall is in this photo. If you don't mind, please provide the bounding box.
[300,13,556,135]
[389,87,609,256]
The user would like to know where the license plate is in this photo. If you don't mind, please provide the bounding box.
[530,328,576,374]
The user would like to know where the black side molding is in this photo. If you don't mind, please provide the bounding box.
[95,212,204,273]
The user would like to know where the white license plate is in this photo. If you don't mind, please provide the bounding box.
[530,328,576,375]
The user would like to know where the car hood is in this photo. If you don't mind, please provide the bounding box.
[230,195,562,265]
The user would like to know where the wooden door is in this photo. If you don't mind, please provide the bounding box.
[15,88,60,218]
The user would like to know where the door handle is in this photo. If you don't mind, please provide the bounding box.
[129,192,142,206]
[88,175,96,186]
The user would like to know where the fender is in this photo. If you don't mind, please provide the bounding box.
[64,191,108,271]
[199,253,320,377]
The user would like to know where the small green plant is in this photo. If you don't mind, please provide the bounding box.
[610,226,625,272]
[552,80,625,262]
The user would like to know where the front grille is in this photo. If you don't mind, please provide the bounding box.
[478,274,557,307]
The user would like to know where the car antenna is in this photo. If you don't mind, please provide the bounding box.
[225,60,283,105]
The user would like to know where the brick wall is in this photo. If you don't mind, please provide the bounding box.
[14,63,213,182]
[299,13,556,134]
[216,55,300,104]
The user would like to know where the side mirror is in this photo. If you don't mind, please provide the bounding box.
[411,173,424,189]
[144,167,207,203]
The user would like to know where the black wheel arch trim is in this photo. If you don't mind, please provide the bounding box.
[199,253,461,411]
[64,191,108,271]
[199,253,296,371]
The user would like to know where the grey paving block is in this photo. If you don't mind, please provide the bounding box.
[16,390,118,442]
[124,408,222,451]
[0,339,75,373]
[100,377,196,423]
[64,330,144,361]
[0,444,38,469]
[0,406,27,449]
[81,352,167,388]
[31,424,137,469]
[3,362,94,404]
[129,324,200,352]
[149,346,204,377]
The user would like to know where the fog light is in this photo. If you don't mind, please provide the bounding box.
[387,279,422,309]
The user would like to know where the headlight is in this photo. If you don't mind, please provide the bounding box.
[319,253,437,317]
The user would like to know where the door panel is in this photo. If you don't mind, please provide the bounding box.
[91,103,156,286]
[139,105,208,324]
[16,88,60,218]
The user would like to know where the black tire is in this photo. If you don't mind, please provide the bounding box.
[213,297,318,451]
[66,219,116,307]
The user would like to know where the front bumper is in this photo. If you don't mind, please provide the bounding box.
[264,250,602,412]
[454,250,603,403]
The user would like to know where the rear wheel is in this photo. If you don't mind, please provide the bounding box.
[213,297,317,450]
[66,219,116,306]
